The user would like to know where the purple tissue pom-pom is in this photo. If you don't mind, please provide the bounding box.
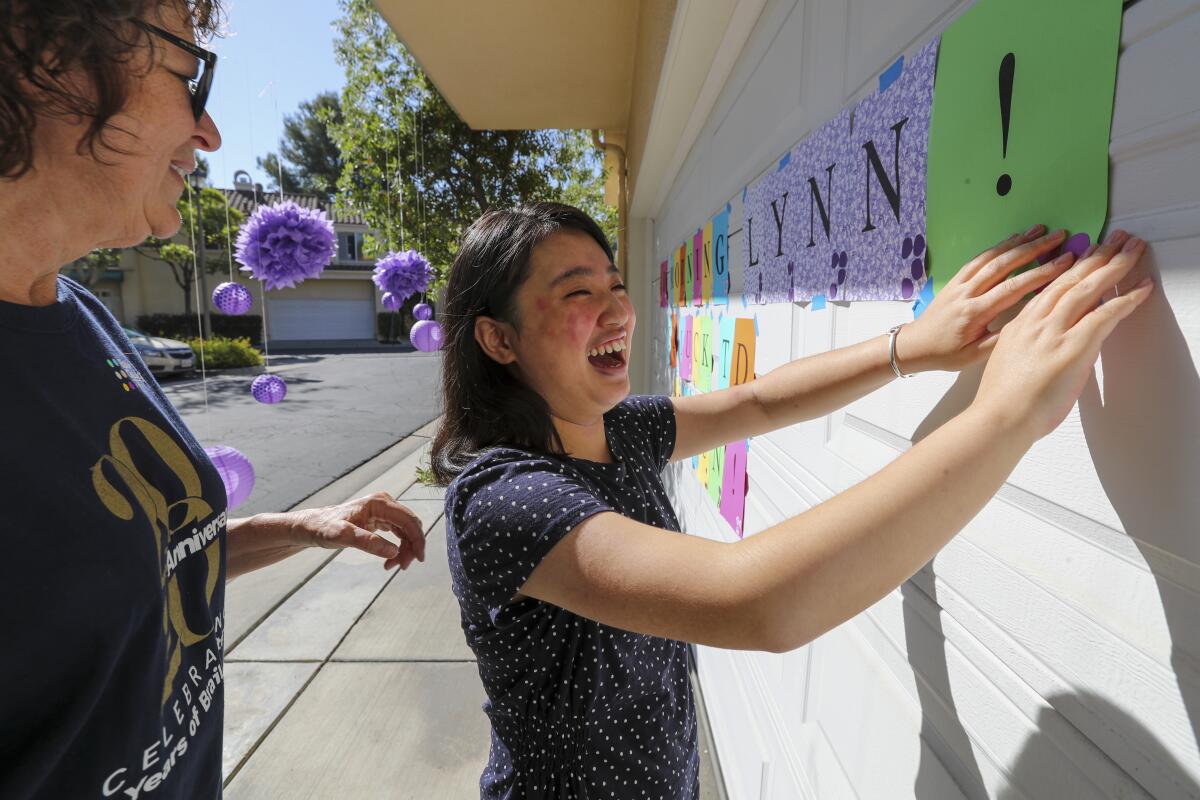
[236,201,336,290]
[373,250,433,310]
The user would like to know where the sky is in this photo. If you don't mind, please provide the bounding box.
[203,0,346,190]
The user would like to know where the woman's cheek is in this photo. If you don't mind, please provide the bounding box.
[559,309,594,346]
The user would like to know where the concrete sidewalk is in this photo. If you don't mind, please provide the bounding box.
[221,420,726,798]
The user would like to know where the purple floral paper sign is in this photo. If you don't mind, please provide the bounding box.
[784,109,854,302]
[838,36,939,301]
[742,161,799,305]
[742,167,770,305]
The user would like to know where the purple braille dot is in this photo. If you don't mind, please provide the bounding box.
[839,251,849,269]
[902,237,913,259]
[900,278,914,299]
[212,282,253,315]
[251,374,287,404]
[1064,232,1091,259]
[829,283,838,299]
[911,259,925,280]
[913,234,926,257]
[837,268,846,284]
[831,253,839,268]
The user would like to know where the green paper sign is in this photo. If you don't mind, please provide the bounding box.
[926,0,1122,290]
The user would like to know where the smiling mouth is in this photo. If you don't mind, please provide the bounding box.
[587,337,627,371]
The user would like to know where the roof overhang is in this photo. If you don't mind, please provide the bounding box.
[370,0,767,221]
[372,0,640,131]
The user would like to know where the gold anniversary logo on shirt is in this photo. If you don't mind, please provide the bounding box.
[90,416,223,705]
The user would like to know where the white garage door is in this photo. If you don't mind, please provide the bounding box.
[267,297,375,341]
[646,1,1200,799]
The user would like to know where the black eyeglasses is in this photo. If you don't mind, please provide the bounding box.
[133,19,218,121]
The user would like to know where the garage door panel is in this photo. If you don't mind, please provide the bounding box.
[268,297,375,341]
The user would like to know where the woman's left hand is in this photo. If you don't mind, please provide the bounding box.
[292,491,426,571]
[897,225,1076,373]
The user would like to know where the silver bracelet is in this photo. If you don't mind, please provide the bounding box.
[887,324,914,379]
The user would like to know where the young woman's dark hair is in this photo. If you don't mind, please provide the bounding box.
[430,202,616,485]
[0,0,222,178]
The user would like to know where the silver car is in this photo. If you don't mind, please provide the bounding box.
[123,327,196,376]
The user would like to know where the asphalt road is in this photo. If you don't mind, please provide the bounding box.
[159,351,443,516]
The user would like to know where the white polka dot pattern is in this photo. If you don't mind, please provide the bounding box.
[446,395,699,799]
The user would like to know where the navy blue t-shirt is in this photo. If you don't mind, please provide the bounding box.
[446,395,699,799]
[0,277,227,799]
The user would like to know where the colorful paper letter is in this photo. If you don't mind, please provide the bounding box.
[720,439,749,536]
[712,207,731,305]
[677,244,688,306]
[683,242,694,308]
[839,36,938,301]
[926,0,1119,291]
[702,221,714,303]
[731,318,756,386]
[686,314,696,383]
[696,316,713,393]
[790,109,854,302]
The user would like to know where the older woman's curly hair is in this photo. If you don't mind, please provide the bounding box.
[0,0,223,179]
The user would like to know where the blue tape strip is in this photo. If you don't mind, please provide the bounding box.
[811,294,827,310]
[753,315,760,336]
[725,202,732,214]
[880,55,904,92]
[777,152,791,171]
[912,280,935,318]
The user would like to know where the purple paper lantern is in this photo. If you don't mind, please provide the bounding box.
[235,201,336,290]
[251,373,288,404]
[212,282,253,315]
[413,302,433,321]
[204,445,255,510]
[409,319,444,352]
[373,250,434,311]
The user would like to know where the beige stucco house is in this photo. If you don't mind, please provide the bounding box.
[71,182,388,344]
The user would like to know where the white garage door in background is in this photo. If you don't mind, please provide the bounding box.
[266,279,376,342]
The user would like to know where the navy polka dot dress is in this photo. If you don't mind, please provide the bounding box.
[446,395,699,799]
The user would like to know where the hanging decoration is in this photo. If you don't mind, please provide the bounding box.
[250,373,288,404]
[372,249,433,311]
[235,200,336,290]
[212,281,254,315]
[413,302,433,321]
[409,319,444,352]
[204,445,256,510]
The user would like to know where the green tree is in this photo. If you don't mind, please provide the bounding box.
[257,92,345,203]
[135,187,244,313]
[67,247,122,287]
[329,0,614,292]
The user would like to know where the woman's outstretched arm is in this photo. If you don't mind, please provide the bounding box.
[524,232,1151,651]
[671,225,1072,462]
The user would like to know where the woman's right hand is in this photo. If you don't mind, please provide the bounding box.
[972,229,1153,441]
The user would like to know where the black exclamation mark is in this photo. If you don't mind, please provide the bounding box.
[996,52,1015,197]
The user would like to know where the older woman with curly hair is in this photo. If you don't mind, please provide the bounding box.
[0,3,425,797]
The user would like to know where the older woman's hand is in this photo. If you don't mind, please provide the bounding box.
[293,492,427,570]
[896,225,1075,373]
